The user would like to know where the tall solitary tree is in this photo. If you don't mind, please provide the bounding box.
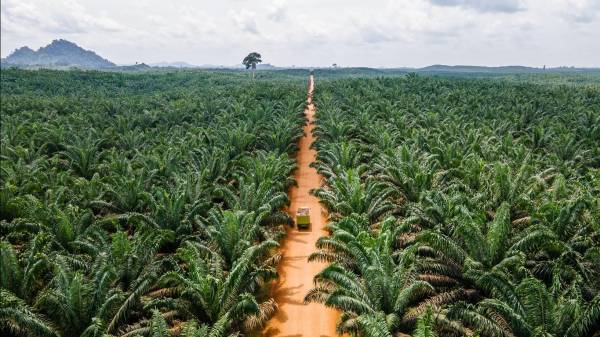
[242,52,262,79]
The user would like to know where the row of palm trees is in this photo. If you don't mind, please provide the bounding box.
[0,69,307,336]
[306,75,599,336]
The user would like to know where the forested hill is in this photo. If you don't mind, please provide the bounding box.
[1,39,115,69]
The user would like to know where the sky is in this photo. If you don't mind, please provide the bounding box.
[1,0,599,67]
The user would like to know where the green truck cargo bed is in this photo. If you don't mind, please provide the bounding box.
[296,207,310,229]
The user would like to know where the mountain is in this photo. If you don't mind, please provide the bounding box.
[149,61,198,68]
[118,63,152,71]
[416,64,542,73]
[256,63,279,70]
[1,39,115,68]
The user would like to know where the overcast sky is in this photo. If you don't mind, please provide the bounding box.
[1,0,599,67]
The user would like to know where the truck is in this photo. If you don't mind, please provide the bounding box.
[296,207,310,229]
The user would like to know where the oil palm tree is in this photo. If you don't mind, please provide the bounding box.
[145,240,278,334]
[0,289,58,337]
[306,219,434,335]
[414,203,526,296]
[313,169,397,223]
[374,145,438,203]
[312,141,368,180]
[35,267,98,337]
[447,278,600,337]
[234,151,296,191]
[59,137,105,180]
[509,192,599,292]
[1,238,53,301]
[306,242,433,335]
[217,179,291,227]
[198,209,275,269]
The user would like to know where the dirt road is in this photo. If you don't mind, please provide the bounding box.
[262,75,340,337]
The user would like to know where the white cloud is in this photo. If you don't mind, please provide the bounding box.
[427,0,524,13]
[267,0,288,22]
[560,0,600,23]
[1,0,123,35]
[1,0,598,67]
[232,10,260,34]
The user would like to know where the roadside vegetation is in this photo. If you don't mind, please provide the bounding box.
[0,69,306,337]
[1,68,598,337]
[306,74,600,337]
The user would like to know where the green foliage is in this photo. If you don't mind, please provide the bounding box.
[242,52,262,71]
[413,306,437,337]
[0,69,305,336]
[309,75,600,336]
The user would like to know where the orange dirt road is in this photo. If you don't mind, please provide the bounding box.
[262,75,340,337]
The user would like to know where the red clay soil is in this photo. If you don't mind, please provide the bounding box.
[262,75,340,337]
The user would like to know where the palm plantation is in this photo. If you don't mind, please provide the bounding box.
[1,69,599,337]
[306,75,599,337]
[0,70,305,336]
